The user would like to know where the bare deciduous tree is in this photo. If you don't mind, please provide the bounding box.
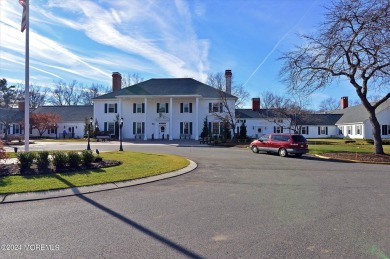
[81,84,110,105]
[207,72,249,108]
[50,80,83,106]
[260,91,312,132]
[280,0,390,154]
[207,72,242,141]
[318,97,340,112]
[28,83,47,108]
[122,73,144,87]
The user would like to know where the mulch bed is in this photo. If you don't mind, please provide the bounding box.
[320,152,390,163]
[0,160,122,177]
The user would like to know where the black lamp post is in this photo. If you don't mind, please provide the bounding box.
[87,117,93,150]
[54,123,57,139]
[119,117,123,151]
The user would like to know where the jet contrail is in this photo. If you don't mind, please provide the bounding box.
[243,1,318,87]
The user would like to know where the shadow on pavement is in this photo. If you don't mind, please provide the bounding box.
[55,175,204,259]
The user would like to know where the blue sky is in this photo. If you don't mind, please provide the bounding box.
[0,0,360,109]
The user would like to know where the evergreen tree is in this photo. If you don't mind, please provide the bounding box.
[200,117,209,138]
[239,122,247,140]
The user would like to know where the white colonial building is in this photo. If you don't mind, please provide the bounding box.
[93,71,237,140]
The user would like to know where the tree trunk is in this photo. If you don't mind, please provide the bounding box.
[368,109,384,154]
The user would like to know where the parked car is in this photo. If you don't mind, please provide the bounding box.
[250,133,309,157]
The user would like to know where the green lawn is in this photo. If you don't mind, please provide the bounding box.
[307,138,390,154]
[0,151,189,194]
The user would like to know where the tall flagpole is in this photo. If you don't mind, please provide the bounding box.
[24,0,30,151]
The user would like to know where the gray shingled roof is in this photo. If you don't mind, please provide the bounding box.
[297,113,343,125]
[94,78,237,100]
[332,99,390,124]
[0,108,24,122]
[236,109,286,119]
[32,106,93,122]
[236,109,343,126]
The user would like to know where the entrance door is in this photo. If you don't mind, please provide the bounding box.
[68,127,75,138]
[159,123,166,139]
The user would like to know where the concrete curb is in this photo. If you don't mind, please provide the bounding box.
[0,160,197,204]
[314,154,390,165]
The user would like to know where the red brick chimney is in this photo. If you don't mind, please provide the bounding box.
[112,72,122,92]
[225,70,232,94]
[252,98,260,111]
[18,101,25,112]
[340,96,348,109]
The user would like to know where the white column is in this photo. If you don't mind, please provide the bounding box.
[169,97,173,140]
[144,97,147,140]
[119,98,123,139]
[195,97,199,140]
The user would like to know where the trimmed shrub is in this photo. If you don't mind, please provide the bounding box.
[36,151,50,169]
[16,152,36,172]
[81,150,94,167]
[68,151,81,168]
[52,151,68,169]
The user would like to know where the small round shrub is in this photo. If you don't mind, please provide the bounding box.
[36,151,50,169]
[68,151,81,168]
[16,151,36,172]
[52,151,68,169]
[81,150,94,167]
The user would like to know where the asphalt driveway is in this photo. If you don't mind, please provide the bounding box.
[1,141,389,258]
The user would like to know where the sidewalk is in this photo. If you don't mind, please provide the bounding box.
[0,160,197,204]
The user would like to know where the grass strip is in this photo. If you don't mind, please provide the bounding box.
[0,151,189,194]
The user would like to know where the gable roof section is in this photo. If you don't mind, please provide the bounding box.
[297,113,343,125]
[0,108,24,122]
[94,78,237,99]
[236,109,288,119]
[332,99,390,124]
[236,109,343,126]
[32,106,93,122]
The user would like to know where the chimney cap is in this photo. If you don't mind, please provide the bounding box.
[225,70,232,76]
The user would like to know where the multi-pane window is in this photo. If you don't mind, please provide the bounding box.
[212,122,220,135]
[133,103,145,113]
[212,103,220,112]
[347,126,352,135]
[136,122,142,134]
[183,122,190,134]
[356,125,362,135]
[318,126,328,135]
[382,125,390,135]
[108,122,115,134]
[274,126,283,133]
[132,122,145,134]
[136,103,142,113]
[183,103,189,113]
[209,102,222,113]
[301,126,308,135]
[108,104,115,113]
[180,103,192,113]
[14,124,20,134]
[157,103,168,113]
[104,103,117,113]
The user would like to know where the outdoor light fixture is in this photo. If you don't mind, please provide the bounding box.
[119,117,124,151]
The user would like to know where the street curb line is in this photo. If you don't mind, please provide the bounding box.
[0,159,197,204]
[314,154,390,165]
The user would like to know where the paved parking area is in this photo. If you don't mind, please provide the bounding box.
[1,142,389,258]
